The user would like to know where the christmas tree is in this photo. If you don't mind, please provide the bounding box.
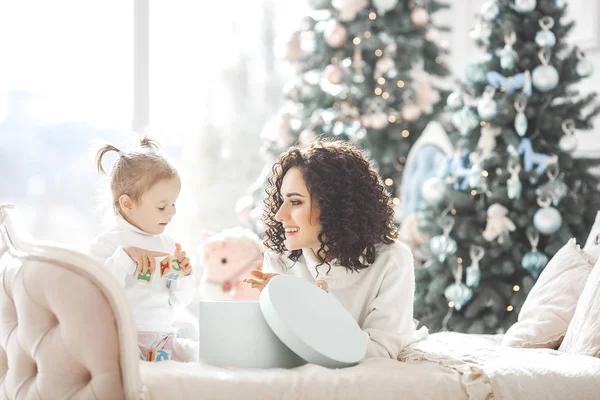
[413,0,600,334]
[237,0,451,231]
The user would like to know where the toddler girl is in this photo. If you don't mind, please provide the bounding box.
[90,137,197,362]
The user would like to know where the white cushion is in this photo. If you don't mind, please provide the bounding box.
[558,257,600,357]
[583,211,600,265]
[503,238,593,349]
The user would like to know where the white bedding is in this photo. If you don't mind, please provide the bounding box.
[140,357,468,400]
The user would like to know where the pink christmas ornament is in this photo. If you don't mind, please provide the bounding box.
[411,7,429,27]
[332,0,369,21]
[375,56,395,77]
[401,104,422,122]
[325,64,344,84]
[324,21,348,48]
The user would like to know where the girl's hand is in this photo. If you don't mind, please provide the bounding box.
[174,243,192,276]
[243,260,278,292]
[124,247,169,277]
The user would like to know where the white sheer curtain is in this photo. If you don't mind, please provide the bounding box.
[148,0,310,250]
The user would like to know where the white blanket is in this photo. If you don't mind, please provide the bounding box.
[140,356,469,400]
[400,332,600,400]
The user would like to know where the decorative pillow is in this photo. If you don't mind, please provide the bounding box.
[583,211,600,265]
[558,257,600,357]
[502,238,593,349]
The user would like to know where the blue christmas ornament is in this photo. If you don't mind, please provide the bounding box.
[522,249,548,278]
[466,245,485,288]
[535,17,556,48]
[533,198,562,235]
[466,63,487,85]
[430,235,458,263]
[517,138,557,174]
[514,98,528,137]
[576,50,594,77]
[522,230,548,278]
[507,161,522,200]
[430,216,457,262]
[496,31,518,70]
[445,282,473,311]
[452,107,480,137]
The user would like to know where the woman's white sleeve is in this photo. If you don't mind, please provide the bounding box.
[361,246,423,359]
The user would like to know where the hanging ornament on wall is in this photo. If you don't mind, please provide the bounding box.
[480,1,500,21]
[576,50,595,77]
[532,50,559,92]
[558,118,578,153]
[445,262,473,311]
[324,21,348,48]
[535,165,568,206]
[535,16,556,48]
[507,160,522,200]
[514,96,528,137]
[533,196,563,235]
[466,245,485,287]
[496,31,519,70]
[477,86,498,121]
[522,230,548,278]
[430,216,458,263]
[482,203,516,244]
[513,0,537,13]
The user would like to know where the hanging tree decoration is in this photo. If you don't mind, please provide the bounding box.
[533,196,563,235]
[535,164,569,206]
[558,118,578,153]
[514,95,529,137]
[535,16,556,49]
[532,49,559,92]
[522,229,548,279]
[482,203,517,244]
[445,261,473,311]
[575,49,595,78]
[477,124,502,160]
[466,245,485,288]
[507,159,523,200]
[512,0,537,13]
[497,31,519,70]
[477,85,498,121]
[430,215,458,263]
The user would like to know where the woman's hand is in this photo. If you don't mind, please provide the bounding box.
[243,260,278,292]
[174,243,192,276]
[124,247,169,277]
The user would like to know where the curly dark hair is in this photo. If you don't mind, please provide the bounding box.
[263,140,398,272]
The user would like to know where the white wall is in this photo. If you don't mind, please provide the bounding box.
[440,0,600,156]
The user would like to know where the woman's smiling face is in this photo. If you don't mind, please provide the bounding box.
[274,167,322,253]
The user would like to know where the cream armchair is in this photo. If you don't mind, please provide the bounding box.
[0,205,143,399]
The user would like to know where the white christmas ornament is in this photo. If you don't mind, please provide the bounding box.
[576,50,594,77]
[447,91,463,109]
[559,119,578,153]
[534,198,562,235]
[513,0,536,13]
[332,0,369,21]
[482,203,516,244]
[480,1,500,21]
[532,51,559,92]
[422,177,445,205]
[373,0,398,15]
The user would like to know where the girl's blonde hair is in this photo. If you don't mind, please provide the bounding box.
[96,136,178,213]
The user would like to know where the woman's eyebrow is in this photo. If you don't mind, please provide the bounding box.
[285,192,305,198]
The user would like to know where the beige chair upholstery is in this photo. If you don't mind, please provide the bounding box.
[0,205,143,399]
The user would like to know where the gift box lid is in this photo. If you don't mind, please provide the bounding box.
[260,274,366,368]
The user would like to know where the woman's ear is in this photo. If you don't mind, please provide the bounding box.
[119,194,134,214]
